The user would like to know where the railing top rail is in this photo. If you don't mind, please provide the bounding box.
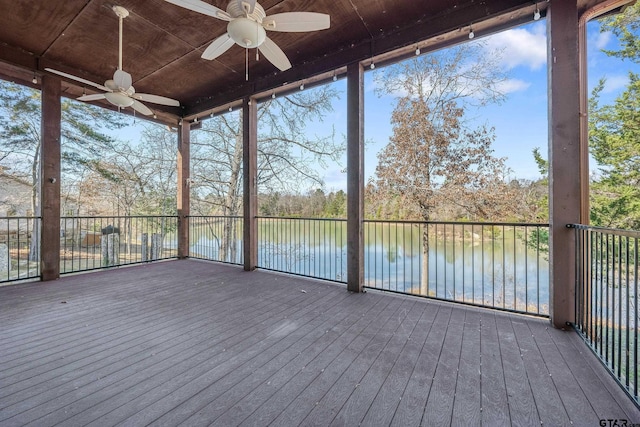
[568,223,640,238]
[0,216,41,220]
[256,216,347,222]
[188,215,243,219]
[254,216,548,226]
[60,215,179,219]
[364,219,548,226]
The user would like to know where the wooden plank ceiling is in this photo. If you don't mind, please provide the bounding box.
[0,0,600,125]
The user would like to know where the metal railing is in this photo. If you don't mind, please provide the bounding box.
[0,216,40,284]
[364,220,549,316]
[253,217,549,316]
[572,224,638,405]
[60,215,178,274]
[257,217,347,281]
[189,215,243,265]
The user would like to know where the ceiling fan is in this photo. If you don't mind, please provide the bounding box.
[164,0,330,74]
[45,6,180,116]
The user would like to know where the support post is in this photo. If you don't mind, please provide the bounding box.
[347,62,364,293]
[548,0,581,328]
[243,97,258,271]
[40,75,61,281]
[177,122,190,259]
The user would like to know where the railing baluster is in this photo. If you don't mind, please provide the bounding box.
[3,216,553,321]
[625,235,630,389]
[513,226,517,310]
[635,236,638,400]
[472,224,476,305]
[618,234,622,379]
[453,223,456,300]
[569,224,639,406]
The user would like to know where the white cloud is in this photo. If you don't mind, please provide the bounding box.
[482,24,547,71]
[496,79,531,94]
[602,75,629,94]
[594,31,613,50]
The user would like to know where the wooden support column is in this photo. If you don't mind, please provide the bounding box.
[243,97,258,271]
[548,0,581,328]
[177,122,190,259]
[347,62,364,293]
[578,17,590,224]
[40,75,61,281]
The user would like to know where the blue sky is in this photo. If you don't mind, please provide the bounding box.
[113,17,638,194]
[317,18,640,192]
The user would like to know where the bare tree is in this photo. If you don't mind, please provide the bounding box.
[374,43,517,294]
[0,81,125,261]
[76,124,177,254]
[191,85,343,262]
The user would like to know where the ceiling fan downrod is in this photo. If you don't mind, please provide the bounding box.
[112,6,129,71]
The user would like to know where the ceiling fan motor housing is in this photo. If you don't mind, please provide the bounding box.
[226,1,266,20]
[226,1,267,47]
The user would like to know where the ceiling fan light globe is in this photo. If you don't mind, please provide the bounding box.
[228,17,266,47]
[105,92,134,108]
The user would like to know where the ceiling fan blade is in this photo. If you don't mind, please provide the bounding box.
[263,12,330,32]
[258,37,292,71]
[133,93,180,107]
[77,94,107,102]
[44,68,111,92]
[131,100,153,116]
[113,70,133,91]
[163,0,232,21]
[201,33,235,60]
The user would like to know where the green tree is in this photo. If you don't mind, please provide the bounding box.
[0,81,126,260]
[528,147,549,221]
[600,3,640,63]
[325,190,346,218]
[589,76,640,228]
[307,188,326,217]
[589,4,640,229]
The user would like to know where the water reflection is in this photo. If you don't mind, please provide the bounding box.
[190,219,551,315]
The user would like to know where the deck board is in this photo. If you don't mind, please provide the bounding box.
[243,296,392,427]
[547,322,638,419]
[216,292,384,426]
[390,305,452,427]
[329,301,423,426]
[75,286,346,426]
[479,312,511,426]
[301,298,410,425]
[450,310,482,427]
[0,259,638,427]
[359,302,437,427]
[526,319,600,425]
[511,319,571,426]
[494,313,539,427]
[422,306,465,426]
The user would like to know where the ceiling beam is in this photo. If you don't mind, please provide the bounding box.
[0,43,38,70]
[184,0,534,116]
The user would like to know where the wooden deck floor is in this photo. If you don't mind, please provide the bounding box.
[0,260,638,427]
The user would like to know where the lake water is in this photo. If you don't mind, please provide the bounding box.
[190,220,551,315]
